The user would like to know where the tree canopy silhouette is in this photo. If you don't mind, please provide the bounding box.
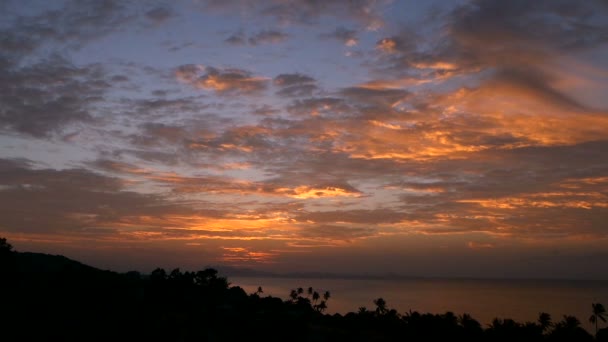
[0,237,599,342]
[590,303,607,336]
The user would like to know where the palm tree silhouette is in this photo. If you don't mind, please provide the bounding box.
[590,303,607,335]
[373,297,387,315]
[289,289,298,301]
[323,291,330,302]
[538,312,552,332]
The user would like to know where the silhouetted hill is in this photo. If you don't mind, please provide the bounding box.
[0,239,601,342]
[13,251,105,273]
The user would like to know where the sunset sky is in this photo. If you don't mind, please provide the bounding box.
[1,0,608,279]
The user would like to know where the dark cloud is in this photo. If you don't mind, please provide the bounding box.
[296,224,376,241]
[186,124,275,156]
[0,0,132,57]
[490,67,586,111]
[295,209,408,225]
[450,0,608,54]
[387,140,608,237]
[175,65,269,95]
[274,73,316,87]
[111,74,129,82]
[0,56,110,137]
[273,73,318,97]
[145,7,173,24]
[124,96,207,119]
[225,29,289,46]
[287,97,349,117]
[202,0,386,29]
[248,30,289,45]
[320,27,358,46]
[251,104,281,116]
[340,87,410,107]
[0,158,173,234]
[110,149,181,166]
[276,84,318,98]
[1,0,607,276]
[376,0,608,82]
[224,31,247,45]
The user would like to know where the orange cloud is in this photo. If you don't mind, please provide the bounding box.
[175,65,269,95]
[376,38,397,53]
[276,186,362,199]
[467,241,495,249]
[221,246,277,264]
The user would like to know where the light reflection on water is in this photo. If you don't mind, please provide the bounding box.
[231,277,608,332]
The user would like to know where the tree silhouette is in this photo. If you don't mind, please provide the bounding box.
[459,313,482,331]
[551,315,594,341]
[150,267,167,281]
[590,303,607,335]
[6,241,605,342]
[0,237,13,252]
[0,237,15,271]
[373,297,387,316]
[538,312,552,332]
[315,300,327,313]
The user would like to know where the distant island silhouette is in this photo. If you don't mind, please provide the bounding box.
[2,237,606,341]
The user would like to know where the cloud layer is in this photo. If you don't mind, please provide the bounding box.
[1,0,607,277]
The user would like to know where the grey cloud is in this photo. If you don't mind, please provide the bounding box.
[400,140,608,200]
[125,96,207,119]
[251,104,280,116]
[274,73,316,87]
[374,0,608,89]
[340,87,410,107]
[296,224,376,240]
[295,209,408,225]
[375,35,417,53]
[225,31,247,45]
[145,7,173,24]
[137,123,192,144]
[186,124,275,155]
[287,97,349,116]
[203,0,386,29]
[274,73,317,97]
[248,30,289,45]
[0,56,110,137]
[262,0,385,29]
[490,67,587,111]
[0,0,132,56]
[110,149,181,166]
[88,159,144,175]
[111,74,129,82]
[175,65,269,95]
[390,140,608,237]
[0,158,174,234]
[225,29,289,46]
[450,0,608,53]
[320,27,358,46]
[276,84,318,98]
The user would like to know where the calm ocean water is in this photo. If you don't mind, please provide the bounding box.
[231,277,608,332]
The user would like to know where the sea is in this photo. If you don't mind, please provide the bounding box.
[231,277,608,332]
